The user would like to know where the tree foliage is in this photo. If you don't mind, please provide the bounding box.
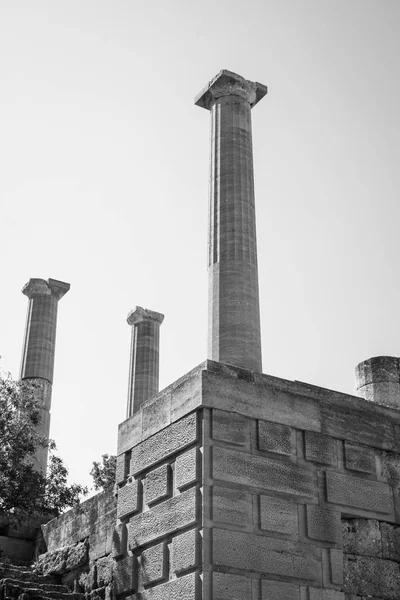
[90,454,116,491]
[0,367,88,523]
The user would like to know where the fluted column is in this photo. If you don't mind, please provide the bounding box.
[20,277,70,473]
[195,70,267,372]
[126,306,164,417]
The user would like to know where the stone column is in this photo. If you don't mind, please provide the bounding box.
[195,70,267,373]
[126,306,164,417]
[20,278,70,473]
[355,356,400,409]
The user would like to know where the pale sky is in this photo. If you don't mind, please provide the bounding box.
[1,0,399,490]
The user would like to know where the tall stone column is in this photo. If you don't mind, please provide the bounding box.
[20,278,70,473]
[195,70,267,373]
[126,306,164,417]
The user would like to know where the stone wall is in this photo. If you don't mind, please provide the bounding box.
[38,489,117,597]
[38,360,400,599]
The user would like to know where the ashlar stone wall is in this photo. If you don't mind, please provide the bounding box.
[41,360,400,600]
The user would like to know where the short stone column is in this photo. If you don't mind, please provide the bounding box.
[195,70,267,373]
[355,356,400,409]
[20,278,70,472]
[126,306,164,417]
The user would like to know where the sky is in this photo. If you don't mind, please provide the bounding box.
[1,0,399,490]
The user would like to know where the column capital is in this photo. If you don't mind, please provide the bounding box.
[194,69,268,111]
[127,306,165,327]
[22,278,70,300]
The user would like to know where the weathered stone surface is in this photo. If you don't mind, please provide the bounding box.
[171,529,198,574]
[261,579,300,600]
[146,465,169,505]
[258,420,292,455]
[139,542,166,585]
[343,554,400,597]
[260,495,298,535]
[141,391,170,441]
[117,411,142,455]
[381,451,400,487]
[42,489,117,555]
[381,521,400,562]
[129,571,196,600]
[213,485,251,526]
[212,527,322,582]
[213,571,251,599]
[129,487,197,548]
[330,549,344,585]
[344,442,375,473]
[202,369,322,433]
[130,413,197,475]
[213,446,316,498]
[304,432,337,466]
[309,589,344,600]
[326,471,393,514]
[112,524,125,558]
[116,454,127,485]
[113,555,136,595]
[96,555,113,588]
[212,409,247,446]
[37,541,88,575]
[342,519,381,557]
[307,505,341,544]
[117,480,140,519]
[175,447,197,489]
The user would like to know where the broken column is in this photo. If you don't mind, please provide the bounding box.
[20,278,70,472]
[126,306,164,417]
[195,70,267,373]
[355,355,400,409]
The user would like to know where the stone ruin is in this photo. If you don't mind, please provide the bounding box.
[2,70,400,600]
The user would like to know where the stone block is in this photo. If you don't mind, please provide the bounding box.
[309,589,344,600]
[343,554,400,597]
[36,541,88,575]
[260,495,298,535]
[212,409,247,446]
[342,518,381,557]
[142,392,171,441]
[330,549,343,585]
[304,432,337,466]
[139,542,166,585]
[117,480,140,519]
[129,487,197,549]
[381,451,400,487]
[212,485,251,527]
[128,571,196,599]
[344,442,375,473]
[326,471,393,514]
[212,527,322,582]
[306,505,341,543]
[118,410,142,455]
[261,580,300,600]
[113,555,136,595]
[171,528,198,574]
[381,521,400,561]
[176,447,197,489]
[213,446,316,498]
[213,571,251,599]
[258,420,292,455]
[112,524,125,558]
[146,465,169,505]
[116,454,127,485]
[130,412,198,475]
[96,555,113,587]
